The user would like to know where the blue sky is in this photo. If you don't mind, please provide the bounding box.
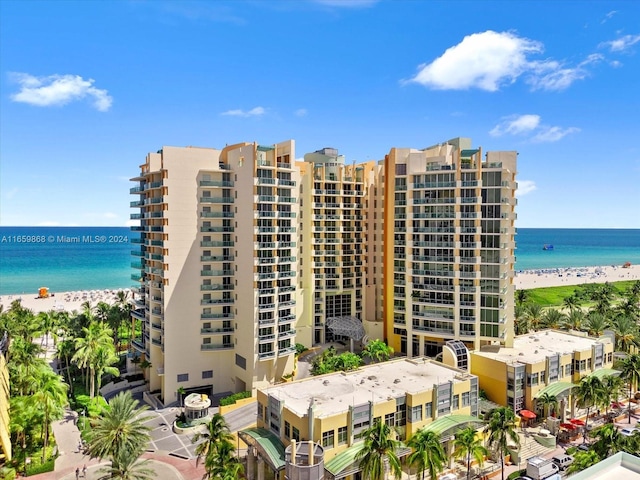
[1,0,639,228]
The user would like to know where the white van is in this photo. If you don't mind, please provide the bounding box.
[552,454,574,471]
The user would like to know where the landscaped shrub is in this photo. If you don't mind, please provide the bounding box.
[220,391,251,406]
[295,343,308,355]
[26,457,55,476]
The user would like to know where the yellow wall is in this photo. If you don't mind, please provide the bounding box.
[0,353,11,462]
[470,354,507,406]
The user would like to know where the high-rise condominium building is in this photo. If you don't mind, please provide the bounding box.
[130,137,517,404]
[297,148,379,347]
[382,138,517,357]
[130,141,300,405]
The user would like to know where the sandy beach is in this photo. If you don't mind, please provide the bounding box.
[515,264,640,290]
[0,288,133,314]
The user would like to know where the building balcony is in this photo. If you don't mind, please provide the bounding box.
[201,270,234,276]
[200,197,234,203]
[278,329,296,339]
[201,226,235,233]
[258,177,276,185]
[200,180,234,187]
[131,308,145,320]
[201,284,234,291]
[131,274,143,282]
[201,327,234,335]
[201,211,234,218]
[258,351,276,360]
[200,241,234,247]
[258,334,276,342]
[201,313,234,319]
[131,249,144,257]
[258,195,276,202]
[258,211,276,218]
[201,299,234,305]
[201,343,234,351]
[278,345,296,356]
[131,338,145,352]
[130,200,144,207]
[278,211,296,218]
[201,255,234,262]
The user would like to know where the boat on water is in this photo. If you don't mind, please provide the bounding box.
[543,244,554,251]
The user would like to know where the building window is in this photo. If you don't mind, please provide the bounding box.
[527,373,539,386]
[462,392,470,407]
[385,413,395,427]
[284,421,291,439]
[257,403,264,421]
[410,405,422,423]
[292,427,300,442]
[425,402,433,418]
[338,426,348,445]
[202,370,213,379]
[235,354,247,370]
[177,373,188,382]
[322,430,335,449]
[452,395,460,410]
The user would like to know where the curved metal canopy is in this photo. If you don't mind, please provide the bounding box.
[325,316,366,341]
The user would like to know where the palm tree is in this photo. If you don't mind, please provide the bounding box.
[610,315,639,353]
[619,353,640,423]
[514,304,530,335]
[583,313,609,337]
[86,391,152,469]
[361,339,394,363]
[536,392,558,418]
[562,294,581,313]
[525,304,544,332]
[407,429,446,480]
[139,359,152,379]
[32,370,68,462]
[541,309,566,329]
[562,309,585,331]
[452,426,487,480]
[177,386,186,409]
[575,376,604,439]
[192,414,243,479]
[93,344,121,397]
[73,321,113,397]
[601,375,624,419]
[355,420,403,480]
[515,289,528,307]
[97,448,153,480]
[486,407,520,480]
[591,423,625,457]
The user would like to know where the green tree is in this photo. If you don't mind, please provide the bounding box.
[32,370,68,462]
[591,423,624,457]
[575,376,604,439]
[97,448,153,480]
[407,429,446,480]
[525,304,544,332]
[361,339,394,363]
[566,450,600,475]
[73,321,114,398]
[355,420,403,480]
[601,375,624,419]
[486,407,520,480]
[86,391,151,470]
[562,294,581,313]
[541,309,566,329]
[452,426,487,480]
[619,353,640,423]
[93,344,121,397]
[562,309,585,331]
[514,304,530,335]
[610,315,639,353]
[536,392,558,418]
[583,313,609,337]
[192,414,243,479]
[515,289,528,307]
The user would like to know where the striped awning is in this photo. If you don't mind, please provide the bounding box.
[534,381,576,399]
[238,427,286,472]
[422,414,485,438]
[587,368,620,379]
[324,444,364,478]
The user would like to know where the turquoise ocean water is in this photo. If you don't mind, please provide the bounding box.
[1,227,639,295]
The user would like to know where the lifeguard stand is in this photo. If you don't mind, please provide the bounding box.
[38,287,50,298]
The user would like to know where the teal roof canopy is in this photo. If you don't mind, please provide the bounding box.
[534,381,576,399]
[422,414,485,438]
[238,427,286,471]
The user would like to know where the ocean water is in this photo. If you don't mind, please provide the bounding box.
[1,227,639,295]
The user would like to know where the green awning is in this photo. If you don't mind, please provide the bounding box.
[422,414,484,438]
[460,149,480,158]
[238,427,286,471]
[534,381,576,399]
[325,444,364,477]
[587,368,620,379]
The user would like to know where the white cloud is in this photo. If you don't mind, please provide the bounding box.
[407,31,544,91]
[221,106,265,117]
[295,108,308,117]
[602,11,617,23]
[126,219,140,227]
[531,126,580,143]
[610,60,623,68]
[408,30,604,92]
[9,73,113,111]
[600,34,640,52]
[103,212,118,219]
[490,115,541,137]
[516,180,537,197]
[312,0,378,7]
[490,114,579,143]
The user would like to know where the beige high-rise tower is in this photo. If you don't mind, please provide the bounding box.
[381,138,517,356]
[130,141,299,405]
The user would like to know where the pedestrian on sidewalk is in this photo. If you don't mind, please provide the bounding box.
[83,464,87,477]
[75,467,80,480]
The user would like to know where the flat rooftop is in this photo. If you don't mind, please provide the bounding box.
[260,357,474,418]
[568,452,640,480]
[472,330,611,365]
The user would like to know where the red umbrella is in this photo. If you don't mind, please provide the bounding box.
[560,423,576,430]
[570,418,585,426]
[520,409,537,420]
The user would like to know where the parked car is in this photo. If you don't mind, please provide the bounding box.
[552,454,574,471]
[620,427,639,437]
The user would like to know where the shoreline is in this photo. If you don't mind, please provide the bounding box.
[0,288,133,314]
[514,264,640,290]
